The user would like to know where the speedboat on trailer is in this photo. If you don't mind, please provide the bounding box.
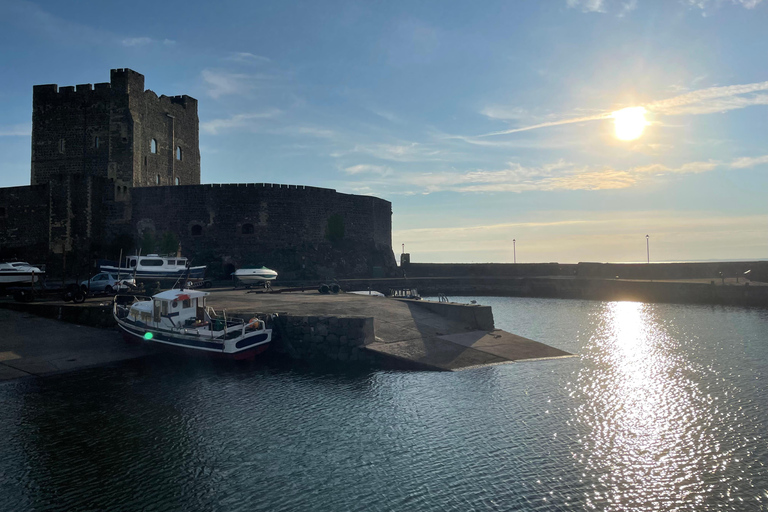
[0,262,44,285]
[113,289,274,360]
[233,267,278,284]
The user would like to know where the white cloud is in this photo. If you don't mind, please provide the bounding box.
[336,142,445,162]
[344,154,768,196]
[566,0,607,12]
[479,105,530,121]
[121,37,176,47]
[200,110,281,134]
[225,52,271,64]
[0,123,31,136]
[647,81,768,114]
[687,0,763,11]
[201,69,253,98]
[343,164,392,175]
[568,0,763,15]
[122,37,152,46]
[729,155,768,169]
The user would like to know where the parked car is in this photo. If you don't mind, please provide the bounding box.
[80,273,136,294]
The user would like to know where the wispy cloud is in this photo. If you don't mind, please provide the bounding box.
[687,0,764,12]
[566,0,607,13]
[201,69,278,98]
[0,123,31,136]
[567,0,763,15]
[479,113,611,138]
[729,155,768,169]
[478,80,768,138]
[122,37,176,47]
[200,110,281,134]
[344,154,768,195]
[225,52,271,64]
[646,81,768,114]
[343,164,393,176]
[334,142,446,162]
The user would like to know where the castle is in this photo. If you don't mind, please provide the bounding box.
[0,69,396,279]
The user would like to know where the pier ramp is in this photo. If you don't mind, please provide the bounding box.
[207,290,573,371]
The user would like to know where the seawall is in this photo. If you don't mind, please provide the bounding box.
[334,276,768,307]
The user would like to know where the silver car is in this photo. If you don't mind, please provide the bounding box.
[80,272,136,294]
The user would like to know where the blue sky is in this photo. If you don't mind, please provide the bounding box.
[1,0,766,263]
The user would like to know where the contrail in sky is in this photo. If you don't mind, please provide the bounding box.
[480,80,768,137]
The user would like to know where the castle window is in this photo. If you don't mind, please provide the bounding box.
[95,136,100,149]
[150,139,157,154]
[176,146,182,161]
[156,174,160,185]
[191,225,203,237]
[242,223,254,235]
[175,177,180,185]
[58,139,65,154]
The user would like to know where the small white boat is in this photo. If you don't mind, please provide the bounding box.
[113,288,273,360]
[233,267,278,284]
[0,262,44,285]
[348,290,385,297]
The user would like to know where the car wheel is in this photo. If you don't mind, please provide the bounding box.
[105,285,114,294]
[73,291,86,303]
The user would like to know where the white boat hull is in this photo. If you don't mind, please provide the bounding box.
[0,269,43,285]
[233,268,278,283]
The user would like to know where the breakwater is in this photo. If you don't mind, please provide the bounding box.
[1,290,568,373]
[336,276,768,307]
[401,260,768,281]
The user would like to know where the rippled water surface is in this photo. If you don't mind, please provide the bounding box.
[1,298,767,511]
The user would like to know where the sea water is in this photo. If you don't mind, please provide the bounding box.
[1,297,767,511]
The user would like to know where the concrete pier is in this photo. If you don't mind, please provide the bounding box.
[0,308,152,381]
[204,289,573,371]
[0,289,573,378]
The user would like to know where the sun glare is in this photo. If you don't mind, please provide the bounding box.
[612,106,648,141]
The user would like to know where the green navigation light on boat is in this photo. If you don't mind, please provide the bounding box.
[144,332,153,340]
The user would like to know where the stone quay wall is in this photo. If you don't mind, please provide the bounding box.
[334,276,768,308]
[271,314,377,363]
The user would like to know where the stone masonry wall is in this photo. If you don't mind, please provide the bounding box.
[31,68,200,196]
[272,314,376,363]
[121,183,396,278]
[0,184,50,261]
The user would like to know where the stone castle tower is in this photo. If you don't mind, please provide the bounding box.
[31,69,200,196]
[1,68,396,279]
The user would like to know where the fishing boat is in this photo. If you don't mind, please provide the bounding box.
[233,267,278,284]
[0,262,45,285]
[113,288,273,360]
[101,254,206,282]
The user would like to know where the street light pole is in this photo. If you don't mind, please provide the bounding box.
[646,234,650,264]
[513,239,516,264]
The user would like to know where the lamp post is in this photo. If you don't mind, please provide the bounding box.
[513,239,516,264]
[646,234,650,264]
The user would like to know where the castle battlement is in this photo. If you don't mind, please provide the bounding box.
[203,183,335,193]
[32,70,196,110]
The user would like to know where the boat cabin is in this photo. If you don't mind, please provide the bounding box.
[126,254,189,269]
[129,289,210,329]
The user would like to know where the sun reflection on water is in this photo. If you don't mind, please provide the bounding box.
[569,301,751,511]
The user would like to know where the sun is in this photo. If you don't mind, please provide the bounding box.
[612,107,648,141]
